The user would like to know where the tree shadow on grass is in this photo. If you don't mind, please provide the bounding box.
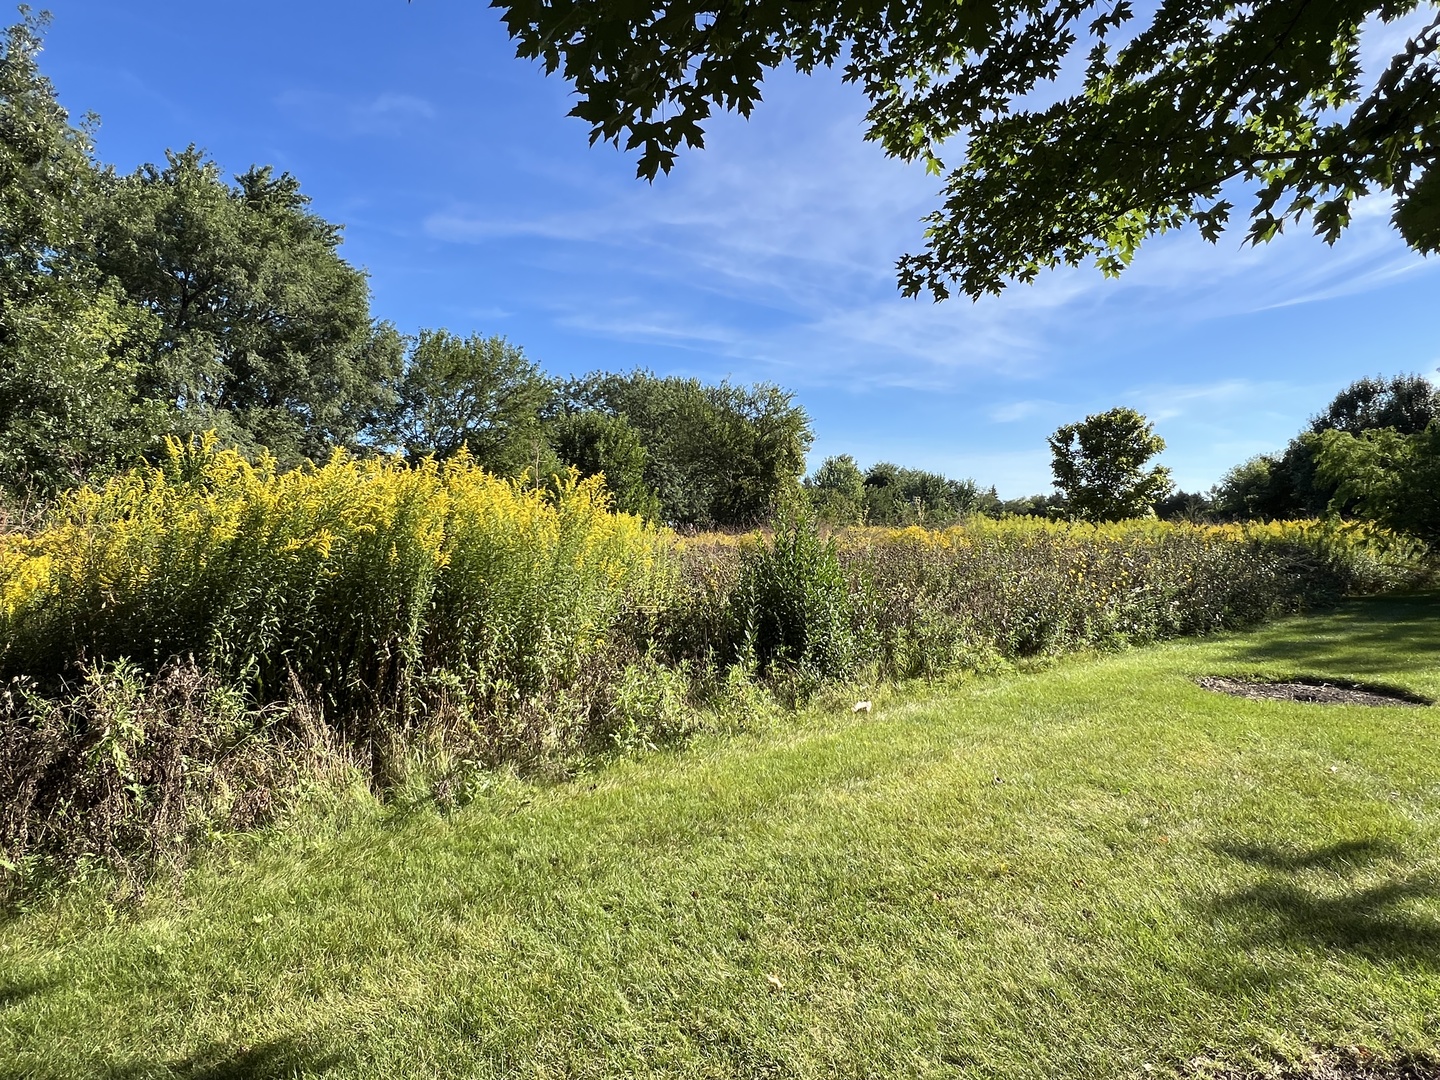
[1206,836,1440,970]
[170,1040,342,1080]
[0,1039,341,1080]
[1214,837,1407,873]
[0,975,55,1011]
[1210,593,1440,680]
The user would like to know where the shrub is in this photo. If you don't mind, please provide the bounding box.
[726,502,857,680]
[0,436,675,726]
[603,653,695,751]
[669,515,1427,687]
[859,517,1423,665]
[0,660,336,897]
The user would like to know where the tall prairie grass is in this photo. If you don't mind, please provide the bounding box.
[0,435,672,713]
[0,445,1428,890]
[669,516,1425,684]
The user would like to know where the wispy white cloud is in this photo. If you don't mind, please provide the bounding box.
[275,90,437,138]
[1122,378,1292,422]
[424,72,1438,396]
[990,399,1063,423]
[415,62,1436,493]
[356,93,435,128]
[556,307,753,353]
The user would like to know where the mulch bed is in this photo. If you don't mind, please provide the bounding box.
[1182,1050,1440,1078]
[1197,676,1432,708]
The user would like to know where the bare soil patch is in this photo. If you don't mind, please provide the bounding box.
[1197,676,1432,707]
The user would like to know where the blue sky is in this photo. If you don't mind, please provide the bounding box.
[40,0,1439,496]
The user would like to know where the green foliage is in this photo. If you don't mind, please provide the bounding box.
[0,14,411,494]
[806,457,990,528]
[1213,455,1281,520]
[548,409,661,519]
[1312,423,1440,545]
[0,279,162,499]
[91,148,402,465]
[0,11,90,297]
[385,330,553,476]
[0,440,674,730]
[492,0,1440,298]
[860,461,987,526]
[1310,372,1440,437]
[561,370,812,528]
[603,653,694,750]
[1152,489,1215,522]
[0,659,315,893]
[0,13,161,498]
[1049,407,1172,522]
[1215,375,1440,521]
[6,594,1440,1074]
[669,516,1419,695]
[0,440,1423,888]
[992,492,1066,518]
[846,520,1385,672]
[726,502,855,680]
[3,11,827,515]
[803,454,866,525]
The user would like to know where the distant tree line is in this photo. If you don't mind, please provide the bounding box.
[1206,372,1440,544]
[1210,374,1440,521]
[795,373,1440,551]
[4,13,1436,545]
[1070,372,1440,541]
[0,14,812,529]
[802,455,999,527]
[1039,376,1440,543]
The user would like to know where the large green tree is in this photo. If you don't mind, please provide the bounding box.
[384,330,552,476]
[1049,407,1172,521]
[1212,373,1440,519]
[561,371,812,527]
[548,408,661,518]
[860,462,987,526]
[1310,372,1440,436]
[804,454,867,524]
[491,0,1440,298]
[0,12,159,498]
[91,147,402,465]
[1312,422,1440,543]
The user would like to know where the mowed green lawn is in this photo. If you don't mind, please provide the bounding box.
[4,595,1440,1080]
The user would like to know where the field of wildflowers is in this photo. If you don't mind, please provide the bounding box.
[668,513,1423,688]
[0,435,671,704]
[0,443,1428,890]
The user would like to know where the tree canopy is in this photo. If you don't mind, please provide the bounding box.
[384,330,551,475]
[492,0,1440,298]
[0,10,407,496]
[1211,373,1440,519]
[805,454,868,524]
[1309,372,1440,436]
[560,371,812,528]
[548,409,661,519]
[858,461,988,525]
[92,148,403,466]
[0,8,813,518]
[0,12,160,496]
[1049,407,1172,521]
[1312,422,1440,543]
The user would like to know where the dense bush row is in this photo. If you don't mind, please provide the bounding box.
[670,514,1421,688]
[0,446,1427,893]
